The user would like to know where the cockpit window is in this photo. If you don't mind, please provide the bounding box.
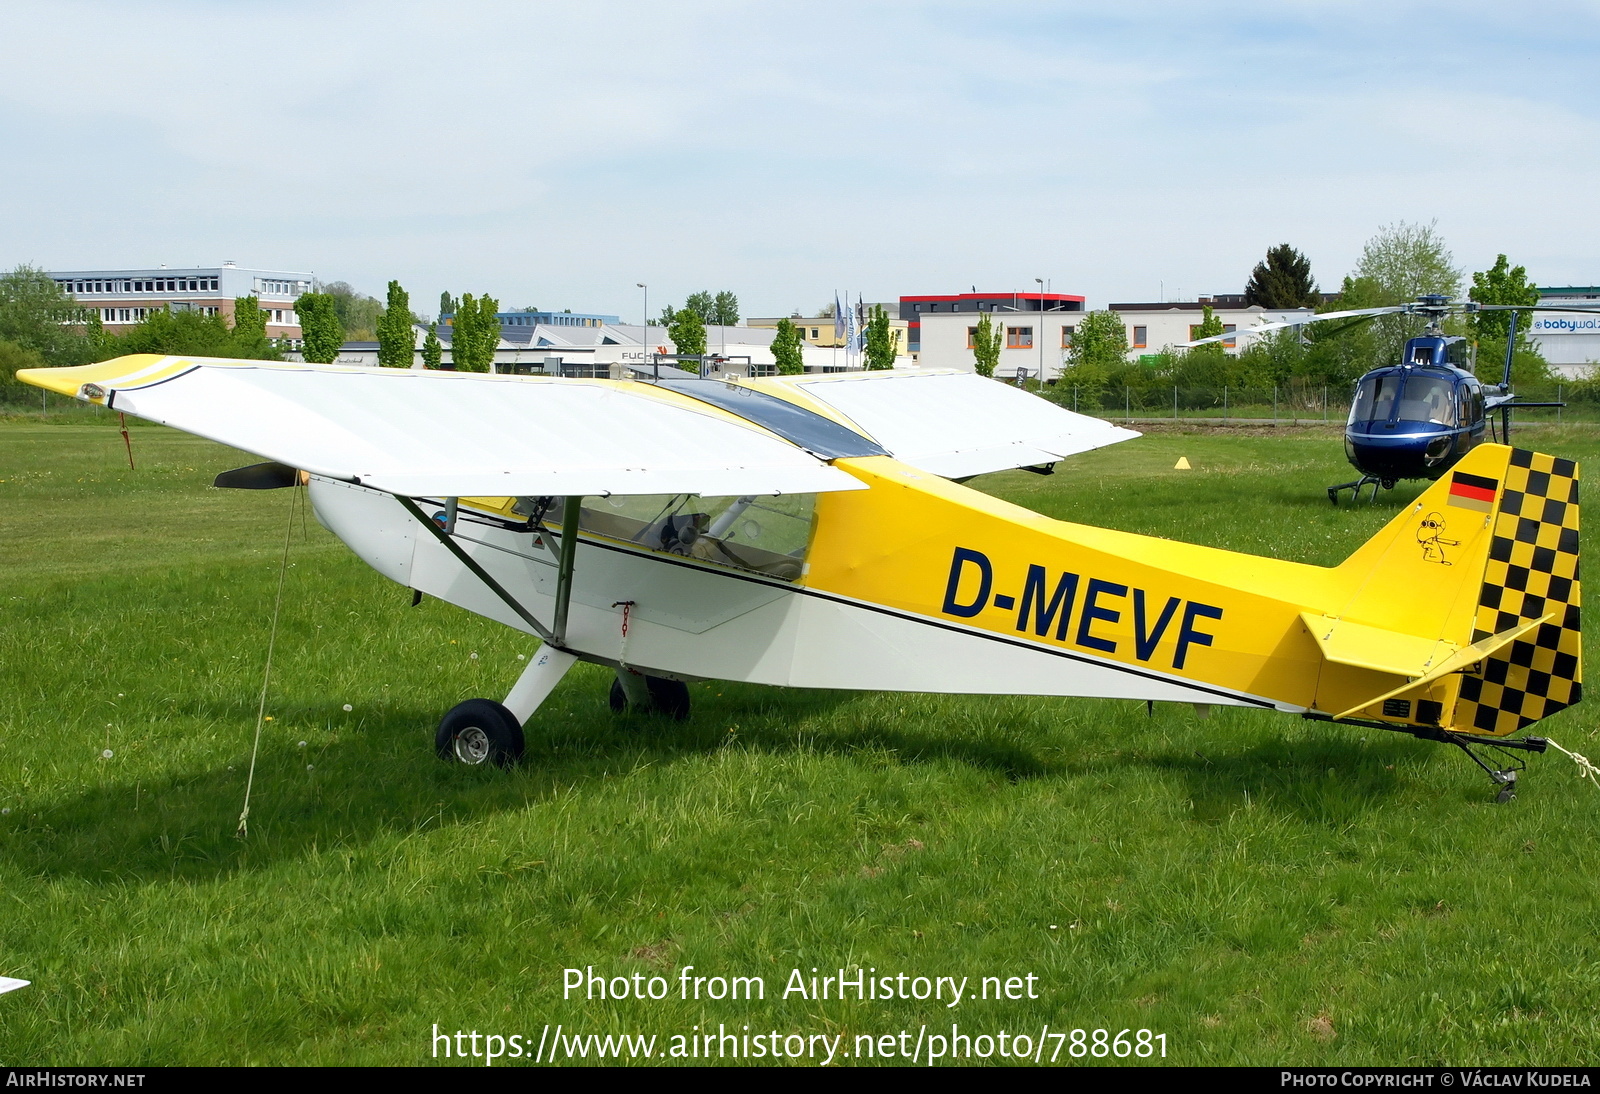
[1397,376,1456,426]
[1349,375,1401,424]
[558,493,816,581]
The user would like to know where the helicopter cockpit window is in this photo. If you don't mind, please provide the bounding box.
[550,493,816,581]
[1349,375,1401,424]
[1397,376,1457,426]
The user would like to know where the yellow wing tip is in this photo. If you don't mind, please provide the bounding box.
[16,355,171,397]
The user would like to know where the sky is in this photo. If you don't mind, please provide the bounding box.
[3,1,1597,321]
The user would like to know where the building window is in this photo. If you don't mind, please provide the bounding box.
[1006,326,1033,349]
[1062,325,1075,348]
[1224,324,1237,346]
[810,328,818,339]
[967,326,979,349]
[1132,326,1147,348]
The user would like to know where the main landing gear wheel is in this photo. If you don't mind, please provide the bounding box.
[608,674,692,720]
[436,698,525,766]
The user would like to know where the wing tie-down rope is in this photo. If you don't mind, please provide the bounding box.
[237,484,299,838]
[1543,739,1600,790]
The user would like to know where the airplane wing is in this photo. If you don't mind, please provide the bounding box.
[754,369,1140,479]
[17,355,867,498]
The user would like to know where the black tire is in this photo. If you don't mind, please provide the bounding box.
[608,674,691,720]
[645,676,691,721]
[435,698,524,766]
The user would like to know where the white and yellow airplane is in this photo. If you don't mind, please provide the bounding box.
[20,356,1581,797]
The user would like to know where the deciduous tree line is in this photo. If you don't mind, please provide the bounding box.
[1038,223,1558,411]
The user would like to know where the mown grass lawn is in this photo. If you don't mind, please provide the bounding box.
[1,413,1596,1066]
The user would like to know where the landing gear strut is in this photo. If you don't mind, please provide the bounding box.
[1302,713,1548,802]
[609,670,691,720]
[1447,734,1544,803]
[1328,475,1394,504]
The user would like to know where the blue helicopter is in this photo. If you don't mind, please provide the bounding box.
[1182,295,1597,503]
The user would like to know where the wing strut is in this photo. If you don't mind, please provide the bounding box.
[396,495,568,648]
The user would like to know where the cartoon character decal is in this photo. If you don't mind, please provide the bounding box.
[1416,511,1460,565]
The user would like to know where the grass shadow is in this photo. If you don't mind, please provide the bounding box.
[1128,732,1436,825]
[2,683,1056,885]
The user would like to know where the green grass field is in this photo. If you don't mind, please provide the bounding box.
[2,414,1597,1067]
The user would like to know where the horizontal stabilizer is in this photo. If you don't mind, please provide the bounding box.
[1331,614,1553,722]
[1300,612,1459,678]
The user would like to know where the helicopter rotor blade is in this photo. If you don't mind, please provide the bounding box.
[1473,303,1600,313]
[1175,306,1405,348]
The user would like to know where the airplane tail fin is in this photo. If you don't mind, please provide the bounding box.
[1314,445,1580,736]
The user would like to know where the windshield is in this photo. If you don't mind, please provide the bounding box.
[1397,376,1456,426]
[564,493,817,581]
[1349,375,1402,425]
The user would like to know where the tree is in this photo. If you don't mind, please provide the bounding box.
[863,304,896,370]
[1300,275,1384,387]
[1346,221,1463,374]
[683,291,716,323]
[229,295,275,358]
[668,307,706,367]
[1243,244,1320,308]
[107,305,272,362]
[1052,310,1128,410]
[0,265,98,366]
[1467,255,1548,384]
[0,340,47,405]
[971,311,1002,377]
[657,303,678,327]
[1469,254,1541,342]
[294,292,345,363]
[317,280,383,341]
[232,295,268,340]
[712,291,739,326]
[772,317,804,375]
[421,322,443,370]
[377,280,413,368]
[450,293,501,373]
[1355,220,1461,304]
[439,291,458,319]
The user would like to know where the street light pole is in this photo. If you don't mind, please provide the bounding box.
[1034,277,1045,387]
[636,282,653,380]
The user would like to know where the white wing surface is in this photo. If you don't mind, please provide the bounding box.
[23,356,866,498]
[782,370,1140,478]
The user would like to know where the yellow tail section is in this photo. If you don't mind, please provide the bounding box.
[1316,445,1581,736]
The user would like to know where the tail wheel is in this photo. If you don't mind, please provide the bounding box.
[608,675,691,721]
[436,698,524,766]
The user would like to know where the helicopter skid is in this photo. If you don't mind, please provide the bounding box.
[1327,475,1392,504]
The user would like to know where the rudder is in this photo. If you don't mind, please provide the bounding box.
[1454,448,1582,736]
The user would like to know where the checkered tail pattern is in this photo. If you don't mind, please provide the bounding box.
[1455,449,1582,736]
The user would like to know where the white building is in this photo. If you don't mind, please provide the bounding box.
[48,262,313,341]
[914,295,1314,380]
[1529,287,1600,379]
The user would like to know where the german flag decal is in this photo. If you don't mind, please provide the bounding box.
[1448,471,1498,512]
